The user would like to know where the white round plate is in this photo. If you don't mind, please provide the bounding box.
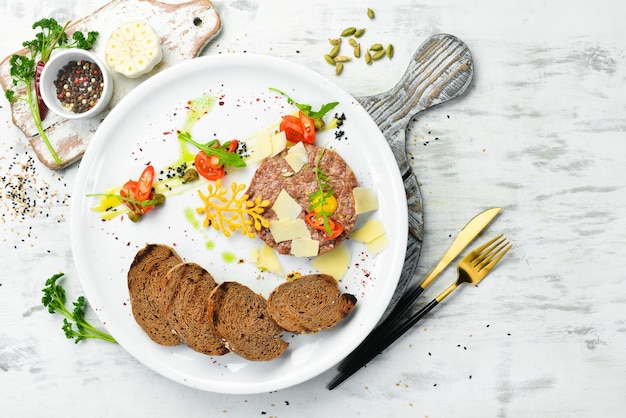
[70,54,408,394]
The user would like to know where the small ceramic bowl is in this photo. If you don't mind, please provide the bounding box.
[40,49,113,120]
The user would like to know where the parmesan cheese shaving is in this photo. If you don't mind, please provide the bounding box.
[290,238,320,257]
[256,244,283,275]
[270,130,287,156]
[269,218,310,242]
[353,187,379,214]
[247,129,273,163]
[284,141,308,173]
[310,244,350,280]
[272,189,302,221]
[366,233,389,255]
[349,219,385,243]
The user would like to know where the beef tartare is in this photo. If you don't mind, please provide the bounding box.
[246,143,358,255]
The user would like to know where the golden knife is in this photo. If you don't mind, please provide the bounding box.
[419,207,501,289]
[335,207,502,376]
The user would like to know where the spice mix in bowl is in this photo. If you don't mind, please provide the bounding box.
[40,49,113,120]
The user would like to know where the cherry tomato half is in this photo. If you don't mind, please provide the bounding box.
[279,115,304,143]
[279,111,316,144]
[298,111,316,144]
[120,180,154,215]
[195,151,225,181]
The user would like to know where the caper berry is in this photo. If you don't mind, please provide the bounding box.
[153,193,166,206]
[182,167,199,183]
[314,118,326,131]
[128,211,142,222]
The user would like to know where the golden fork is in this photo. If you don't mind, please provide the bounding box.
[328,234,512,390]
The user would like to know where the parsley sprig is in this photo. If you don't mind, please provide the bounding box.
[42,273,117,344]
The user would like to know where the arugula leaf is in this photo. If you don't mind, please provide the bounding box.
[178,131,246,168]
[308,147,335,235]
[269,87,339,120]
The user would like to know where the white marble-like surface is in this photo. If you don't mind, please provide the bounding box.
[2,1,625,416]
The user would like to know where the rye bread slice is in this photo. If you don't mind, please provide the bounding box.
[267,274,357,334]
[127,243,183,346]
[163,262,228,356]
[207,282,288,361]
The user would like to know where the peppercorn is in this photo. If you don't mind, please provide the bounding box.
[53,60,104,114]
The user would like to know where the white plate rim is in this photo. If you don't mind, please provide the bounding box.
[70,53,408,394]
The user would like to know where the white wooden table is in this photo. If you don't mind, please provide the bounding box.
[2,1,625,416]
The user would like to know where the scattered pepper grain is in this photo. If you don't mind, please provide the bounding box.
[53,59,104,114]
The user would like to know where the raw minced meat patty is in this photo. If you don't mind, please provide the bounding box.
[245,143,358,255]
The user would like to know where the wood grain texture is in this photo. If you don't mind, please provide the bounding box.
[359,34,473,319]
[0,0,221,169]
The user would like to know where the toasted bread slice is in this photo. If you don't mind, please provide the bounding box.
[207,282,288,361]
[127,244,183,346]
[267,274,357,334]
[163,262,228,356]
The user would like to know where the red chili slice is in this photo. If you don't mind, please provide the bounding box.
[35,60,48,120]
[305,212,343,239]
[136,165,155,201]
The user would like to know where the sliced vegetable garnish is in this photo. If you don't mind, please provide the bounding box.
[307,147,339,236]
[120,180,156,215]
[279,111,316,144]
[88,165,164,221]
[178,131,246,180]
[305,211,344,240]
[271,87,339,144]
[136,165,155,201]
[195,151,225,181]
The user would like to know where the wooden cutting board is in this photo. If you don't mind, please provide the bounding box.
[0,0,221,169]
